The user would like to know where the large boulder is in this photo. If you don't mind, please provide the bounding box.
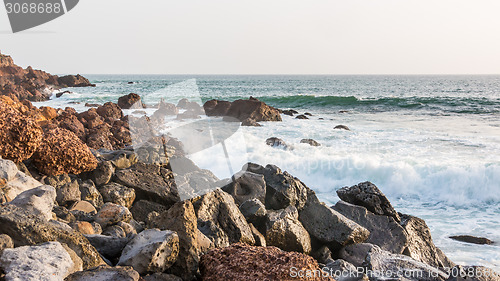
[265,206,311,254]
[0,98,43,162]
[8,185,56,221]
[1,161,43,203]
[200,243,335,281]
[118,229,180,274]
[298,189,369,247]
[118,93,144,109]
[32,127,98,176]
[58,74,95,87]
[225,98,282,122]
[221,170,266,205]
[192,189,255,248]
[65,265,140,281]
[96,102,123,120]
[114,163,180,207]
[337,182,400,222]
[0,242,80,281]
[202,99,232,116]
[99,182,136,208]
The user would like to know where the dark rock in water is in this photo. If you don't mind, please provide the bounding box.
[241,118,262,127]
[193,189,255,248]
[449,235,494,245]
[225,98,282,122]
[176,110,201,120]
[337,181,400,222]
[334,125,350,130]
[265,137,288,148]
[304,112,313,116]
[177,99,202,112]
[199,243,335,281]
[113,162,180,207]
[203,99,232,116]
[334,200,408,254]
[296,114,309,119]
[65,265,140,281]
[118,93,143,109]
[447,266,500,281]
[298,189,369,248]
[128,81,135,84]
[58,74,96,87]
[85,103,100,107]
[282,109,298,116]
[264,206,312,254]
[221,170,266,205]
[300,139,321,146]
[152,101,178,119]
[56,90,71,98]
[339,110,349,113]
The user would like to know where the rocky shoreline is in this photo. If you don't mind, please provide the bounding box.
[0,53,499,281]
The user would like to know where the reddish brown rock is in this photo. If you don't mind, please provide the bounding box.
[203,99,231,116]
[58,74,95,88]
[0,97,43,162]
[96,102,123,120]
[32,127,97,176]
[118,93,143,109]
[200,243,334,281]
[57,112,86,139]
[203,98,282,122]
[39,106,58,121]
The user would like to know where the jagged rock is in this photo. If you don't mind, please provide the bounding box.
[0,98,43,162]
[400,214,455,268]
[131,200,168,223]
[221,171,266,205]
[0,242,78,281]
[78,179,104,209]
[9,185,56,221]
[118,93,144,109]
[337,182,400,222]
[334,200,407,254]
[202,99,232,116]
[57,112,86,139]
[247,163,308,210]
[301,138,321,146]
[91,161,115,186]
[143,273,183,281]
[96,102,123,120]
[0,204,104,269]
[39,106,58,120]
[56,180,82,207]
[296,114,309,119]
[0,234,13,254]
[114,163,180,207]
[265,206,311,254]
[32,127,98,176]
[298,189,369,247]
[200,243,334,281]
[265,137,288,148]
[449,235,494,245]
[147,201,200,281]
[193,189,255,248]
[85,234,130,260]
[95,202,132,228]
[249,224,266,247]
[103,225,127,238]
[118,229,180,274]
[224,98,282,122]
[58,74,95,87]
[334,125,350,130]
[99,182,136,208]
[239,198,267,229]
[65,265,140,281]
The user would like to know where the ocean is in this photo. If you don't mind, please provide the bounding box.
[33,74,500,270]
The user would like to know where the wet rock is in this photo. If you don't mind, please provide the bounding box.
[296,114,309,119]
[221,170,266,205]
[99,182,136,208]
[265,137,288,149]
[224,98,282,122]
[337,181,400,222]
[91,161,115,186]
[241,118,262,127]
[8,185,56,221]
[0,234,13,254]
[84,234,130,260]
[78,179,104,209]
[56,180,82,207]
[0,204,104,269]
[334,125,350,130]
[176,110,201,120]
[0,242,78,281]
[118,229,179,274]
[65,265,140,281]
[118,93,144,109]
[200,243,334,281]
[193,189,255,248]
[32,127,98,176]
[334,200,407,254]
[95,202,132,228]
[131,200,168,223]
[304,112,313,116]
[449,235,494,245]
[298,189,369,247]
[265,206,312,254]
[58,74,95,87]
[0,98,43,162]
[301,138,321,146]
[114,163,180,207]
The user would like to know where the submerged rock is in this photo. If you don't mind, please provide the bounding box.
[334,125,350,130]
[449,235,494,245]
[300,138,321,146]
[266,137,288,149]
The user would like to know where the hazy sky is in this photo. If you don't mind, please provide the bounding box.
[1,0,500,74]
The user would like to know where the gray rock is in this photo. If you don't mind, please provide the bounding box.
[44,174,71,189]
[239,198,267,229]
[300,139,321,146]
[334,200,408,254]
[54,206,77,223]
[8,185,56,221]
[298,189,369,247]
[2,170,43,202]
[99,182,136,208]
[337,181,400,222]
[311,245,333,265]
[143,273,183,281]
[265,137,288,148]
[0,234,13,254]
[78,179,103,209]
[339,243,378,267]
[323,259,368,281]
[131,200,168,223]
[193,189,255,248]
[174,169,219,201]
[65,265,140,281]
[449,235,494,245]
[114,163,180,207]
[91,161,115,186]
[265,206,311,254]
[0,158,18,182]
[57,180,82,207]
[84,234,130,260]
[102,225,127,238]
[95,202,132,228]
[221,171,266,205]
[0,242,77,281]
[118,229,179,274]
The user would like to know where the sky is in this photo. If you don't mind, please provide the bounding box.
[1,0,500,75]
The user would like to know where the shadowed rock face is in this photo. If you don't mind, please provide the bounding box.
[200,243,335,281]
